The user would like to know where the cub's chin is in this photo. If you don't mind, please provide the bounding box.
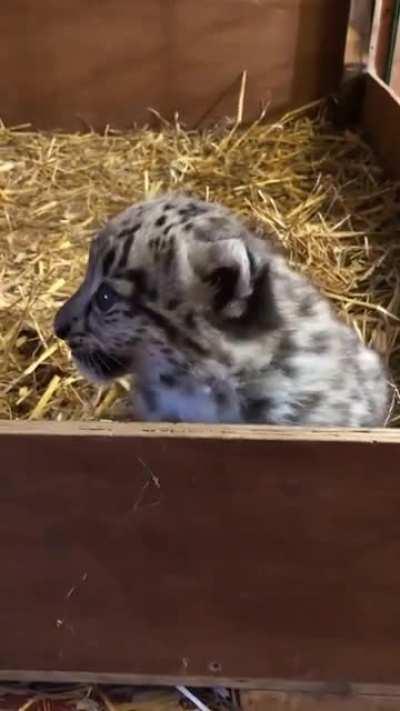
[72,348,131,384]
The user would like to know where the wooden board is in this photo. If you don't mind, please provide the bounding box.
[389,16,400,94]
[361,72,400,179]
[1,420,400,686]
[369,0,396,78]
[0,0,350,130]
[241,689,400,710]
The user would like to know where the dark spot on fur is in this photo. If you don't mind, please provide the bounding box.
[310,332,330,354]
[135,304,208,357]
[156,215,166,227]
[219,264,282,338]
[299,292,317,317]
[206,266,239,311]
[150,237,161,251]
[245,247,257,278]
[125,268,147,292]
[164,224,173,236]
[118,233,135,269]
[83,301,92,330]
[160,373,177,387]
[163,239,175,270]
[285,411,301,424]
[215,390,228,406]
[300,392,323,409]
[140,305,179,341]
[102,248,115,276]
[167,356,180,367]
[185,312,196,329]
[147,288,158,302]
[181,335,208,356]
[242,397,273,423]
[234,368,246,379]
[280,360,296,378]
[161,346,173,356]
[179,203,202,220]
[183,222,193,232]
[276,333,295,360]
[118,223,141,240]
[167,298,180,310]
[164,203,173,211]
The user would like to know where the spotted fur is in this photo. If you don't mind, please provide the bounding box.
[54,194,389,426]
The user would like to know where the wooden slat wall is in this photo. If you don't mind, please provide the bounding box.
[0,0,350,130]
[1,421,400,685]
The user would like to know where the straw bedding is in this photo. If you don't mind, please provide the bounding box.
[1,105,399,423]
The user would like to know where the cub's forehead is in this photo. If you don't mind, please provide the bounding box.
[89,194,249,275]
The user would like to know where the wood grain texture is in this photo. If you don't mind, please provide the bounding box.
[361,72,400,179]
[0,0,350,130]
[1,421,400,684]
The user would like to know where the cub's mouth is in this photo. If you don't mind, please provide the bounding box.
[71,347,130,382]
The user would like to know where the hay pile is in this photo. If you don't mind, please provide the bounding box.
[1,106,400,422]
[0,682,234,711]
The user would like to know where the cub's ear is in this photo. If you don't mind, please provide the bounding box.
[189,238,281,336]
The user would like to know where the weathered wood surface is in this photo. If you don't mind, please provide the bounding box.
[0,421,400,685]
[361,72,400,179]
[0,0,350,130]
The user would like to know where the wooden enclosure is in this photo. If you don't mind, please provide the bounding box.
[1,0,400,700]
[1,0,351,130]
[2,421,400,690]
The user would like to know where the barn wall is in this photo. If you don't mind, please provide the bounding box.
[1,0,350,130]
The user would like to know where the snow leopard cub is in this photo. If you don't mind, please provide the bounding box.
[54,194,388,426]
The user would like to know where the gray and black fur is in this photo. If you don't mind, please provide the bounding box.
[54,194,389,426]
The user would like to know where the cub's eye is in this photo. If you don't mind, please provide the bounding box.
[95,283,119,312]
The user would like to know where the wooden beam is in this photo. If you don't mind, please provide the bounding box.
[1,420,400,685]
[0,419,399,443]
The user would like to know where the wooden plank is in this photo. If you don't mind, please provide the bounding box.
[389,17,400,94]
[361,72,400,179]
[1,421,400,685]
[1,419,400,443]
[0,0,350,130]
[369,0,396,77]
[345,0,373,69]
[241,690,400,710]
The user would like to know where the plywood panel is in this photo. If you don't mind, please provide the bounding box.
[361,72,400,179]
[0,0,350,130]
[0,421,400,685]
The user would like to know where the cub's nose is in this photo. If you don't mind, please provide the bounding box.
[54,304,71,340]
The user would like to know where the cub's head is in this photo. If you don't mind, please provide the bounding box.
[54,195,279,383]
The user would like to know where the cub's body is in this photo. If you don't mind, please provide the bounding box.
[54,195,388,426]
